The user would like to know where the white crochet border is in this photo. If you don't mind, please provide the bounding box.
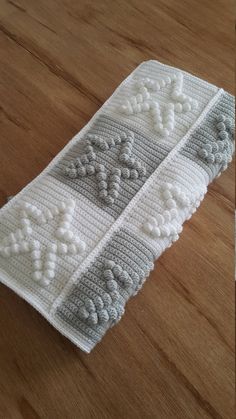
[0,60,223,352]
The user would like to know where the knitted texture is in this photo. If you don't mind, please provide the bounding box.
[0,60,234,352]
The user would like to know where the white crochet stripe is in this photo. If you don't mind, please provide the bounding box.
[50,88,223,316]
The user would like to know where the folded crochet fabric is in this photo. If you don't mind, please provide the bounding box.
[0,60,234,352]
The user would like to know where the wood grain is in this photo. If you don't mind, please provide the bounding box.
[0,0,234,418]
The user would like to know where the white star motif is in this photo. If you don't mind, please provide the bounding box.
[119,72,198,137]
[142,183,206,241]
[0,199,86,287]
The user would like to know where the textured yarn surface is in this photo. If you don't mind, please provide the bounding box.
[0,60,234,352]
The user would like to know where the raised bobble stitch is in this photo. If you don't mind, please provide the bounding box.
[161,128,170,137]
[121,168,130,179]
[31,250,41,260]
[215,153,222,163]
[163,210,171,222]
[166,199,176,209]
[174,103,183,113]
[57,243,68,254]
[85,298,96,312]
[33,271,42,282]
[160,225,170,236]
[33,260,42,270]
[217,114,225,122]
[110,290,120,302]
[11,243,20,254]
[21,242,30,252]
[45,270,55,279]
[206,153,215,164]
[217,122,226,131]
[88,312,98,325]
[77,167,87,177]
[22,226,32,236]
[113,265,122,277]
[198,148,208,159]
[143,222,153,234]
[99,189,108,200]
[163,190,172,200]
[78,307,89,320]
[94,296,104,310]
[86,165,95,175]
[156,214,164,225]
[152,226,161,238]
[98,309,110,323]
[219,131,228,141]
[212,143,219,153]
[76,240,86,253]
[182,102,191,112]
[130,169,138,180]
[41,277,50,288]
[110,189,119,199]
[104,196,114,206]
[67,244,77,255]
[104,269,114,281]
[103,292,112,306]
[107,279,118,291]
[104,259,115,269]
[142,102,150,111]
[45,261,56,270]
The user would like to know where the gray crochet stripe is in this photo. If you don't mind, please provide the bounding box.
[56,228,155,345]
[180,92,235,180]
[50,114,172,218]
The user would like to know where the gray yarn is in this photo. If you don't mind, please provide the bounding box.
[56,228,155,343]
[50,114,172,218]
[64,130,147,206]
[198,114,234,170]
[180,92,235,180]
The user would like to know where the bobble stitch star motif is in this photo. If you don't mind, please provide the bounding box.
[76,259,144,326]
[142,183,206,242]
[198,114,234,172]
[161,183,192,209]
[103,259,134,292]
[77,289,124,326]
[64,131,146,206]
[0,199,86,287]
[143,210,183,242]
[119,72,198,137]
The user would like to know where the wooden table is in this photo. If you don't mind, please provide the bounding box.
[0,1,234,418]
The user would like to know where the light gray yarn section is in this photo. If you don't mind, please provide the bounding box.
[56,228,155,346]
[180,92,235,180]
[50,115,172,218]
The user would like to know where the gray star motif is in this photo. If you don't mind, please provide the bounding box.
[64,131,146,205]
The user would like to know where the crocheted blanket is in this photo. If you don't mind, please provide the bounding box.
[0,60,234,352]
